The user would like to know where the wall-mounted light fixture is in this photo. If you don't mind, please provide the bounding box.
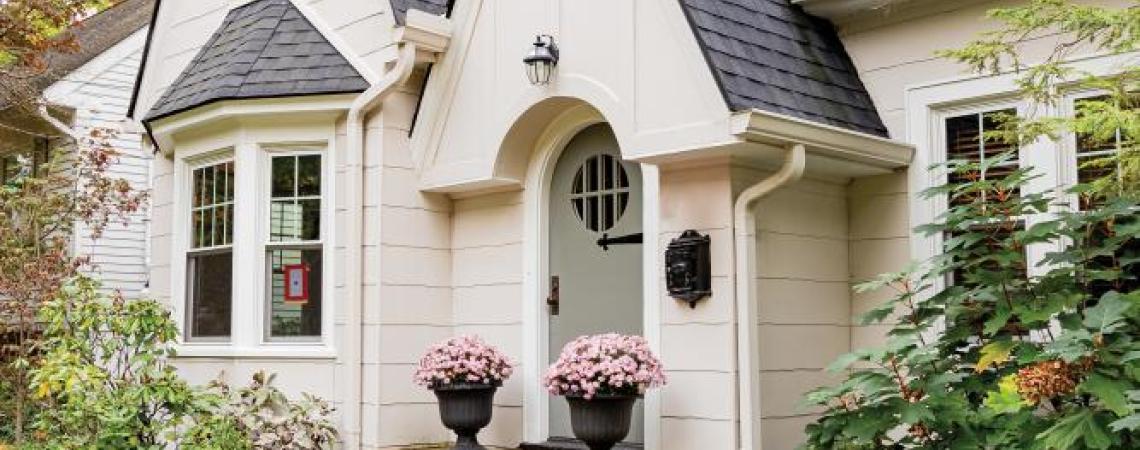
[523,34,559,86]
[665,230,711,308]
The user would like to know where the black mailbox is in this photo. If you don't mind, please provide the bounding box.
[665,230,711,308]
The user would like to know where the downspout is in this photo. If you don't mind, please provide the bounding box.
[734,144,806,450]
[344,41,418,449]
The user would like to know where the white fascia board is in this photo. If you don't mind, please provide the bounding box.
[731,108,914,170]
[148,94,356,155]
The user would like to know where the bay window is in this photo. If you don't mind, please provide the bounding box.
[178,145,330,352]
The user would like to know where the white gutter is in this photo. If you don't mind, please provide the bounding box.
[344,41,418,449]
[734,144,806,450]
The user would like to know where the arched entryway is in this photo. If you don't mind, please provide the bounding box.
[546,123,644,444]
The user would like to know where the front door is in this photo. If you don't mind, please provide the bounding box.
[548,123,644,444]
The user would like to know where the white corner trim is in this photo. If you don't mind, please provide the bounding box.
[287,0,379,84]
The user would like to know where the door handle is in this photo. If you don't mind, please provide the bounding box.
[547,275,560,316]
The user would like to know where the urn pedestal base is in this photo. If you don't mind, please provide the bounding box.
[433,384,498,450]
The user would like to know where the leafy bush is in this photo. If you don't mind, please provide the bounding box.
[803,158,1140,448]
[804,2,1139,448]
[190,371,338,450]
[26,277,217,449]
[25,278,337,449]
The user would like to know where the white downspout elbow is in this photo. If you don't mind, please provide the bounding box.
[344,41,417,449]
[734,144,806,450]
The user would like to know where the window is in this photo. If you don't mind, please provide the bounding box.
[266,153,323,340]
[570,153,630,233]
[1074,95,1131,209]
[1,138,53,183]
[945,109,1020,206]
[944,109,1026,286]
[186,160,235,340]
[1072,95,1139,296]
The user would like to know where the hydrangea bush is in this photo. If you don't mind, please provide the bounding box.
[544,334,667,399]
[414,335,515,389]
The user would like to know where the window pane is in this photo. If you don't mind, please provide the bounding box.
[187,251,233,339]
[224,162,235,202]
[270,200,301,241]
[300,198,321,241]
[267,248,323,338]
[272,156,295,198]
[297,155,321,197]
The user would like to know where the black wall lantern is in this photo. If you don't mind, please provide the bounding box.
[523,35,559,85]
[666,230,711,308]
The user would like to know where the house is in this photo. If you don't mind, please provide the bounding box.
[127,0,1135,449]
[0,0,155,298]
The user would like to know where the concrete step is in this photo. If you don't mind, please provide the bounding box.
[519,438,643,450]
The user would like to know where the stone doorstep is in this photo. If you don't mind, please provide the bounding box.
[519,437,643,450]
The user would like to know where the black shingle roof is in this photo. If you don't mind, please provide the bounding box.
[143,0,368,122]
[389,0,452,25]
[679,0,887,137]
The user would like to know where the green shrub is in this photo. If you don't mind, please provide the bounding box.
[25,277,338,449]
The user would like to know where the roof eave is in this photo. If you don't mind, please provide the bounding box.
[731,108,913,170]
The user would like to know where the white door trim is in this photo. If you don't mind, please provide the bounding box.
[521,104,662,449]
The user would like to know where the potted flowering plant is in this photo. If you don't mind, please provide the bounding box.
[543,334,667,450]
[414,335,515,450]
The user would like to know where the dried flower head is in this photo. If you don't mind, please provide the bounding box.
[1016,358,1094,405]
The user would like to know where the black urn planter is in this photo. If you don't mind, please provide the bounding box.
[433,383,497,450]
[565,395,638,450]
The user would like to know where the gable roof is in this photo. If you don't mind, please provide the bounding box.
[678,0,888,137]
[389,0,453,25]
[143,0,368,122]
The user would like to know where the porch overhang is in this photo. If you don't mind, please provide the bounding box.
[637,109,913,178]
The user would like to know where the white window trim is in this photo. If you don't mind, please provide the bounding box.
[171,141,336,358]
[257,145,333,347]
[906,51,1137,284]
[175,149,236,344]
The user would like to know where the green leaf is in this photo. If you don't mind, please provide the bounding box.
[1083,291,1133,334]
[985,375,1027,414]
[1109,414,1140,432]
[1080,373,1132,417]
[976,340,1018,373]
[1037,410,1115,450]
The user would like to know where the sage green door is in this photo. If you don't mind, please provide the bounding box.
[547,123,644,443]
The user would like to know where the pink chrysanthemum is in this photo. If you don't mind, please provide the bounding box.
[414,335,515,389]
[543,333,667,399]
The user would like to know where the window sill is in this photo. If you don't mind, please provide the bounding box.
[174,343,337,360]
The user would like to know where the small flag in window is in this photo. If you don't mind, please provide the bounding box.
[284,264,309,304]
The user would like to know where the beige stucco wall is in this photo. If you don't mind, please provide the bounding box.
[656,163,739,450]
[451,191,527,448]
[369,68,456,449]
[417,0,732,192]
[749,172,851,450]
